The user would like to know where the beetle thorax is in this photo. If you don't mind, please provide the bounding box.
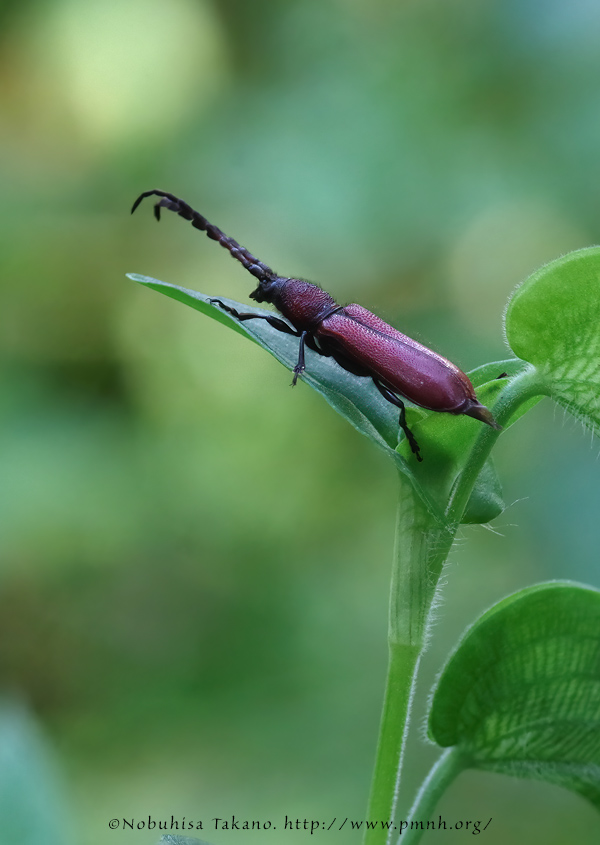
[254,277,337,330]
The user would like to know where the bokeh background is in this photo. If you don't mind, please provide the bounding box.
[1,1,600,843]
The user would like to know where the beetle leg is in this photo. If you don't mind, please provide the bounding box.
[373,380,422,462]
[398,404,422,462]
[210,298,309,386]
[209,299,300,335]
[292,331,308,386]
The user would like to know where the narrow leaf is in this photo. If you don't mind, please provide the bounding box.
[429,582,600,809]
[128,276,533,523]
[128,274,402,453]
[0,699,72,845]
[128,274,456,519]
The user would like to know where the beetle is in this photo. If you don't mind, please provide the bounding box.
[131,190,500,461]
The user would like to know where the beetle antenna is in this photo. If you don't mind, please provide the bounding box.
[131,190,276,283]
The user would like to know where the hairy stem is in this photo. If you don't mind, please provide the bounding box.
[396,748,465,845]
[446,365,545,524]
[364,476,455,845]
[364,364,545,845]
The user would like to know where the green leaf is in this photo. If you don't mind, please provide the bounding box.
[128,274,402,453]
[505,247,600,431]
[128,277,537,523]
[429,582,600,809]
[129,274,456,518]
[460,456,504,525]
[0,699,72,845]
[399,362,541,522]
[467,357,530,387]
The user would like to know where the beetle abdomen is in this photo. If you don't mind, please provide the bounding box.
[318,304,478,414]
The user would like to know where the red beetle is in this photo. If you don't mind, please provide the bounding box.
[132,191,499,460]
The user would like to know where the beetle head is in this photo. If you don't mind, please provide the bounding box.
[250,276,286,305]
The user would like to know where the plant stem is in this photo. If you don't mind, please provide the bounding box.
[364,365,545,845]
[364,642,421,845]
[364,475,454,845]
[397,747,465,845]
[446,365,545,524]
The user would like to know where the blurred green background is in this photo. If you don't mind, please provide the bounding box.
[1,0,600,842]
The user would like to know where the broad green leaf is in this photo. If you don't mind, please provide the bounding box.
[429,582,600,809]
[505,247,600,430]
[0,699,72,845]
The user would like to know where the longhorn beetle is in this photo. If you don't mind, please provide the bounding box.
[131,191,500,461]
